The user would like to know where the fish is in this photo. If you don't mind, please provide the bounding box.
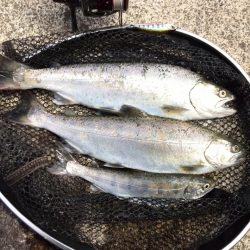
[48,149,214,199]
[7,93,244,174]
[0,55,235,121]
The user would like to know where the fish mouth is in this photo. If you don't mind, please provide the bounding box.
[215,96,236,114]
[230,151,245,165]
[183,185,213,200]
[195,187,214,199]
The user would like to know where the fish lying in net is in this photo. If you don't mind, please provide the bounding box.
[0,55,235,121]
[48,148,214,199]
[6,93,244,174]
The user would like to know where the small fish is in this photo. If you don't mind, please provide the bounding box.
[7,93,244,174]
[48,149,214,199]
[0,55,235,120]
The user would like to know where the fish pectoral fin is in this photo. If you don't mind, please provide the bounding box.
[104,163,125,169]
[89,184,104,193]
[53,93,77,106]
[180,165,204,173]
[161,105,188,116]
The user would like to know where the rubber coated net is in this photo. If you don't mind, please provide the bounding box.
[0,27,249,249]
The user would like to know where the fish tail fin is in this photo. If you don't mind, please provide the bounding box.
[47,144,75,176]
[0,54,30,90]
[6,91,43,126]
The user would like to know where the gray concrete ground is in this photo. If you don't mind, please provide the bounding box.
[0,0,249,249]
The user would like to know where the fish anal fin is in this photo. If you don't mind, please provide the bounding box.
[120,105,146,117]
[53,93,76,106]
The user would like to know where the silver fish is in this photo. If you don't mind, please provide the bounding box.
[8,93,244,174]
[48,150,214,199]
[0,55,235,120]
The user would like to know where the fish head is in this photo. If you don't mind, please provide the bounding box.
[183,178,214,199]
[204,139,244,169]
[189,81,236,119]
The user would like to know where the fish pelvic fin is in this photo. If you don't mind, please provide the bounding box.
[6,91,44,126]
[0,54,30,90]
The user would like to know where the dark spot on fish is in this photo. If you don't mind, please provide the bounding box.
[142,65,149,76]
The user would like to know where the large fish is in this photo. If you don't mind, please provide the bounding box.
[0,55,235,120]
[48,149,214,199]
[7,93,244,174]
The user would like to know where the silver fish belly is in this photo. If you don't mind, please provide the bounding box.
[17,63,235,120]
[60,161,214,199]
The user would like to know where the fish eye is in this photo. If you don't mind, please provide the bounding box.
[231,145,240,153]
[202,184,210,190]
[219,90,227,98]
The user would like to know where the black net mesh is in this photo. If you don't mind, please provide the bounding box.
[0,27,249,249]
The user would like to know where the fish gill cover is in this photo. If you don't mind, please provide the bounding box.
[0,28,249,249]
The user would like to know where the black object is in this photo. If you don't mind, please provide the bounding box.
[54,0,129,31]
[3,156,52,186]
[0,27,250,249]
